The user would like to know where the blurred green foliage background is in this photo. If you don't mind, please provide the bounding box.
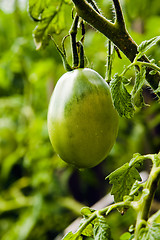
[0,0,160,239]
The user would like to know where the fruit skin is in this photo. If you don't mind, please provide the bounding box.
[47,68,119,168]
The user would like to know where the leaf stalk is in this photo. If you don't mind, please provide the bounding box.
[69,13,80,68]
[134,166,160,240]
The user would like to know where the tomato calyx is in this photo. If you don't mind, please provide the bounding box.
[50,12,86,72]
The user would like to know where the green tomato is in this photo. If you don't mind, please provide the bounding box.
[47,68,119,168]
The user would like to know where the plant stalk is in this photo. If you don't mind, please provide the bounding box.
[121,61,160,77]
[134,167,160,240]
[69,13,79,68]
[75,201,132,237]
[72,0,160,96]
[106,40,112,82]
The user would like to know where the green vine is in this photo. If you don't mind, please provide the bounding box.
[62,153,160,240]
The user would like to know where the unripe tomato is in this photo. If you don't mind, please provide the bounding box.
[47,68,119,168]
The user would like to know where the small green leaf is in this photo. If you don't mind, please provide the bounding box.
[79,218,93,237]
[122,76,131,85]
[29,0,70,49]
[150,59,156,64]
[131,67,146,108]
[137,36,160,59]
[149,210,160,224]
[110,74,135,118]
[50,36,73,71]
[129,180,142,196]
[82,224,93,237]
[138,222,160,240]
[106,162,141,203]
[120,232,132,240]
[80,207,95,217]
[132,91,144,109]
[129,153,144,168]
[151,152,160,167]
[140,189,150,203]
[123,195,133,202]
[29,0,45,21]
[93,215,113,240]
[129,225,135,233]
[149,70,157,75]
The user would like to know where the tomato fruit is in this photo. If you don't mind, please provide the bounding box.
[47,68,119,168]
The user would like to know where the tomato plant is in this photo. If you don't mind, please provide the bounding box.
[28,0,160,239]
[47,68,119,168]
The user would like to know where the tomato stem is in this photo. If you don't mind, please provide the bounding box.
[86,0,101,14]
[77,41,85,68]
[49,35,73,71]
[121,60,160,77]
[69,13,79,68]
[72,0,160,96]
[134,166,160,240]
[74,200,132,238]
[106,40,115,82]
[112,0,125,29]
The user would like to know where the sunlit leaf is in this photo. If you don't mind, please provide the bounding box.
[94,215,112,240]
[131,67,146,108]
[79,218,94,237]
[120,232,132,240]
[137,36,160,59]
[139,222,160,240]
[149,210,160,224]
[106,159,141,203]
[110,74,135,118]
[80,207,95,216]
[29,0,71,49]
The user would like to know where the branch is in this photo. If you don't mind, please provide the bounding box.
[134,167,160,239]
[112,0,125,28]
[72,0,160,95]
[72,0,137,60]
[86,0,101,14]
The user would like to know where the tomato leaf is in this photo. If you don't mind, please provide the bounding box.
[120,232,133,240]
[129,153,144,168]
[131,67,146,108]
[148,210,160,224]
[93,215,113,240]
[137,36,160,59]
[110,74,135,118]
[149,152,160,167]
[106,155,142,203]
[138,222,160,240]
[81,207,95,217]
[62,231,82,240]
[79,218,94,237]
[149,70,157,75]
[129,180,142,197]
[29,0,70,49]
[29,0,45,21]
